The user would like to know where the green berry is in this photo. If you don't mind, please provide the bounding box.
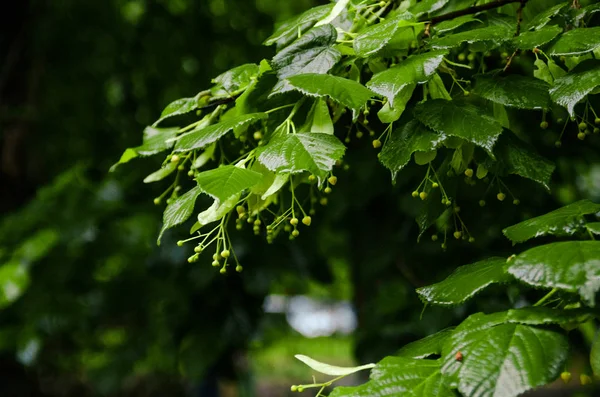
[236,224,243,230]
[177,165,185,171]
[419,191,428,200]
[513,199,520,205]
[320,197,328,206]
[212,260,220,267]
[328,176,338,185]
[431,235,438,241]
[297,387,304,393]
[580,374,592,385]
[467,53,475,61]
[290,217,299,226]
[479,200,486,207]
[539,121,548,129]
[219,267,227,274]
[560,372,571,384]
[308,175,316,182]
[221,250,230,258]
[324,187,332,194]
[594,127,600,134]
[253,131,262,140]
[372,139,382,149]
[153,198,161,205]
[254,219,261,226]
[463,90,470,96]
[302,216,312,226]
[453,231,462,240]
[291,386,298,392]
[292,230,300,237]
[468,237,475,243]
[595,117,600,125]
[441,243,447,249]
[464,168,474,178]
[213,254,219,261]
[194,246,203,253]
[412,191,419,198]
[554,140,562,148]
[445,199,452,206]
[188,170,194,177]
[578,132,586,140]
[177,240,184,247]
[356,131,363,139]
[579,122,587,130]
[284,225,292,232]
[170,154,180,163]
[497,192,506,201]
[557,118,564,124]
[458,53,466,62]
[454,206,461,213]
[236,265,243,273]
[432,182,439,188]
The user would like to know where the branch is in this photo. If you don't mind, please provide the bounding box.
[419,0,528,25]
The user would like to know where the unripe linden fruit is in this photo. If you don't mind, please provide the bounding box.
[372,139,382,149]
[560,372,571,384]
[454,231,462,239]
[464,168,474,178]
[213,253,219,261]
[221,250,230,258]
[412,191,419,198]
[497,192,506,201]
[170,154,180,163]
[328,176,338,185]
[308,175,316,182]
[219,268,227,274]
[194,246,202,253]
[290,217,299,226]
[324,187,332,194]
[580,374,592,385]
[236,265,243,273]
[292,230,300,237]
[302,216,312,226]
[432,182,439,188]
[212,260,220,267]
[419,191,428,200]
[468,237,475,243]
[479,200,486,207]
[596,117,600,125]
[253,131,262,140]
[579,122,587,130]
[153,198,161,205]
[431,235,438,241]
[513,199,520,205]
[320,197,328,206]
[578,132,586,140]
[540,121,548,129]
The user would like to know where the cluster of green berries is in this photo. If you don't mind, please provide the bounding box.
[560,371,592,385]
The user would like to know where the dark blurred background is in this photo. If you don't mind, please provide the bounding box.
[2,0,600,396]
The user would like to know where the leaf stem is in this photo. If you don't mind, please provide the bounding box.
[533,288,558,307]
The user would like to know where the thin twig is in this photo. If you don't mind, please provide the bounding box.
[503,0,527,71]
[419,0,528,25]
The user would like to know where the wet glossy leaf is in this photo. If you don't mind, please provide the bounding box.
[300,99,333,134]
[211,63,259,96]
[533,59,553,85]
[430,26,512,50]
[197,194,240,228]
[295,354,375,376]
[512,25,562,50]
[174,113,267,152]
[473,74,551,110]
[154,95,201,125]
[264,4,334,49]
[507,241,600,306]
[158,186,202,244]
[195,165,262,203]
[271,24,341,84]
[416,257,511,306]
[367,51,447,105]
[409,0,448,16]
[143,162,177,183]
[191,142,216,169]
[587,222,600,235]
[354,16,420,57]
[434,15,481,35]
[330,356,453,397]
[397,327,455,359]
[503,200,600,243]
[492,132,555,190]
[286,74,375,110]
[549,60,600,117]
[524,2,567,30]
[427,73,451,100]
[379,120,444,179]
[413,99,503,155]
[262,173,289,200]
[441,322,568,397]
[256,132,345,180]
[548,27,600,56]
[377,84,415,123]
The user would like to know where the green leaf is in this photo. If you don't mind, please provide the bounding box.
[154,94,201,126]
[507,241,600,306]
[434,15,481,35]
[441,322,567,397]
[286,74,375,110]
[377,84,415,123]
[430,26,512,50]
[367,51,447,105]
[143,162,178,183]
[271,24,341,84]
[414,150,437,165]
[294,354,375,376]
[503,200,600,243]
[413,99,503,155]
[473,74,551,110]
[409,0,448,16]
[264,4,334,49]
[512,25,562,50]
[174,113,267,153]
[492,132,555,190]
[525,2,567,31]
[549,60,600,117]
[300,99,334,134]
[195,165,263,203]
[211,63,259,96]
[262,174,289,200]
[587,222,600,235]
[416,257,511,306]
[379,120,444,179]
[111,126,179,170]
[533,59,553,85]
[397,327,455,359]
[591,332,600,377]
[158,186,202,244]
[330,356,453,397]
[315,0,350,27]
[354,16,419,58]
[197,194,240,228]
[427,73,451,100]
[0,262,30,309]
[549,27,600,56]
[256,132,345,180]
[191,142,216,169]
